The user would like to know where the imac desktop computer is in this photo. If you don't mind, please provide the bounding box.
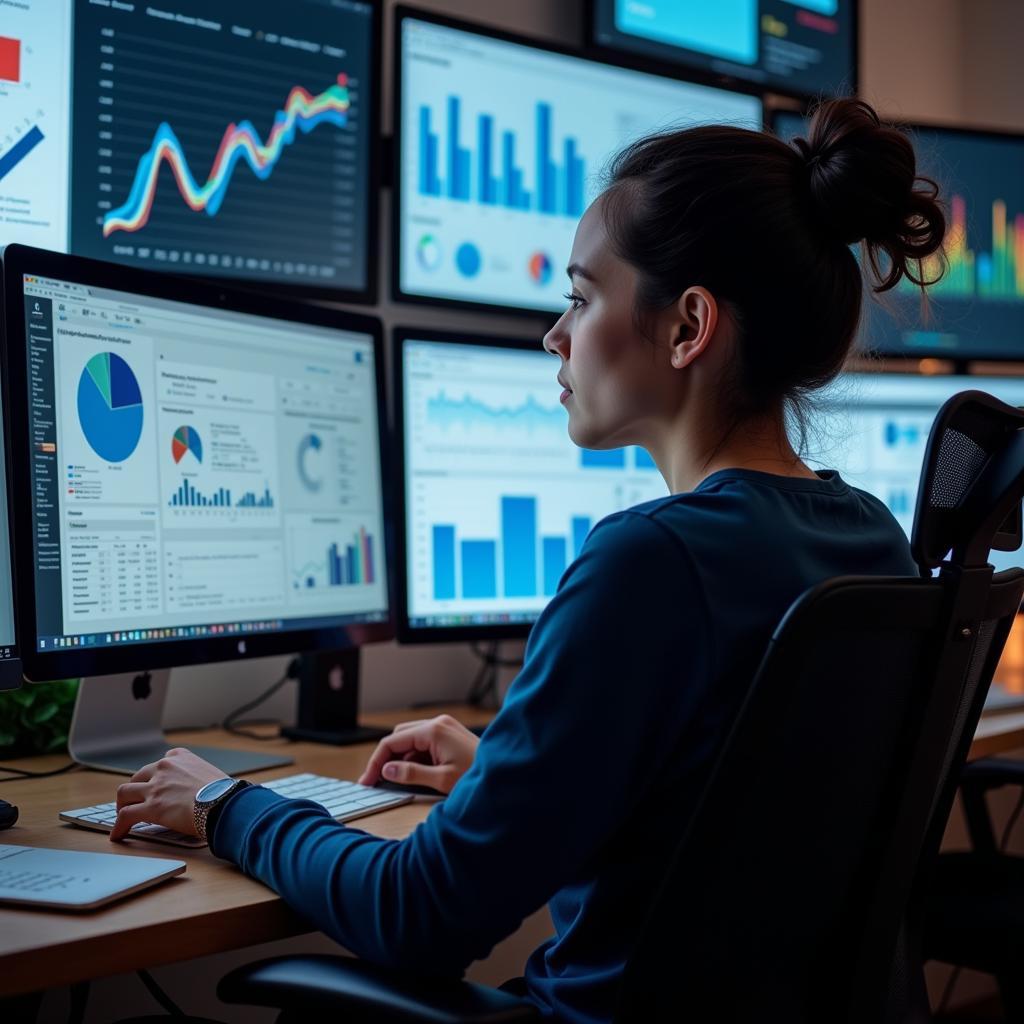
[773,111,1024,362]
[0,0,379,304]
[393,328,670,644]
[393,7,763,316]
[0,245,393,774]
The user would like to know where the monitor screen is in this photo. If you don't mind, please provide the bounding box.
[8,252,389,672]
[395,12,762,315]
[591,0,856,98]
[0,0,377,301]
[773,111,1024,360]
[396,331,670,640]
[807,372,1024,572]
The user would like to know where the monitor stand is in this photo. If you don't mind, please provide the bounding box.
[67,669,294,776]
[280,649,389,746]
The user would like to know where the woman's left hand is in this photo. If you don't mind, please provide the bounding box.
[110,747,229,842]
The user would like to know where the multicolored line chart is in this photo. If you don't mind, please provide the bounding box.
[102,77,351,237]
[69,0,373,292]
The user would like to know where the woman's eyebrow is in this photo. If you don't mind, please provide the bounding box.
[566,263,596,283]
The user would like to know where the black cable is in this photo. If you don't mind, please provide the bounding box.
[999,787,1024,850]
[0,761,79,779]
[137,968,184,1017]
[936,786,1024,1016]
[221,657,301,740]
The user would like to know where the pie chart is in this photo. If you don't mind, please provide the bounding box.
[171,425,203,465]
[77,352,144,463]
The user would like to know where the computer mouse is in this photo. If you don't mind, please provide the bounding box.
[0,799,19,830]
[375,779,446,798]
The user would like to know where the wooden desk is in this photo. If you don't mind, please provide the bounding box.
[0,706,492,999]
[1,702,1022,999]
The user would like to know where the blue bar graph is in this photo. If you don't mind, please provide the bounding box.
[478,114,495,204]
[418,98,584,217]
[235,484,275,509]
[433,525,456,600]
[169,479,232,507]
[419,107,440,196]
[581,448,627,469]
[462,540,497,598]
[572,516,591,558]
[542,537,567,596]
[502,496,537,598]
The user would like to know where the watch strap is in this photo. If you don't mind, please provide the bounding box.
[195,779,252,843]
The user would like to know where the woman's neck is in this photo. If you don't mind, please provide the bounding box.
[649,411,817,494]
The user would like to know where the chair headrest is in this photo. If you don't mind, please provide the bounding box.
[912,390,1024,571]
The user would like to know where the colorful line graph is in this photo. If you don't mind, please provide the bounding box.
[910,194,1024,302]
[103,74,351,237]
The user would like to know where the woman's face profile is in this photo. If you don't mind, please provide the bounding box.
[543,200,678,453]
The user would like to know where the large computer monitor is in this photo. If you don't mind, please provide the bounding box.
[808,371,1024,573]
[0,0,378,303]
[394,328,670,642]
[394,7,763,316]
[1,244,391,770]
[773,111,1024,360]
[589,0,857,100]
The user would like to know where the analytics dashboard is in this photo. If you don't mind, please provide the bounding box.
[21,273,388,651]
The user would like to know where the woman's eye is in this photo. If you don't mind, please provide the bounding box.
[563,292,586,311]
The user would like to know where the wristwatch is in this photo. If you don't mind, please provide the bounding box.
[193,777,252,843]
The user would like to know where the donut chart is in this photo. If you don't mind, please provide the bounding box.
[77,352,144,463]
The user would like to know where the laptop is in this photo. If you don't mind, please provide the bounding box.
[0,845,185,910]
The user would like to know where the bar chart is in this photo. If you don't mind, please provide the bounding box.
[168,479,275,509]
[418,98,585,217]
[292,527,376,590]
[431,496,592,601]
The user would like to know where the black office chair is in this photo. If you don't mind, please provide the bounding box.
[218,391,1024,1024]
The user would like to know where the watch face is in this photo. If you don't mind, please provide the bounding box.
[197,777,235,803]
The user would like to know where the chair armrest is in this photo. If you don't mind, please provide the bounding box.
[960,757,1024,793]
[957,758,1024,854]
[218,954,540,1024]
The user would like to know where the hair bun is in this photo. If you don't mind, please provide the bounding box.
[792,98,946,292]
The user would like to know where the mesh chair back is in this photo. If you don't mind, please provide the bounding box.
[615,390,1024,1024]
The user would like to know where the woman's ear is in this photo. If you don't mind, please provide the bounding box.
[668,287,719,370]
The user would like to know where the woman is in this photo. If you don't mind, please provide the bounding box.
[111,97,946,1023]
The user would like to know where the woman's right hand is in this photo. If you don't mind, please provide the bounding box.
[357,714,480,795]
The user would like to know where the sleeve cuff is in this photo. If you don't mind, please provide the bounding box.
[208,784,296,861]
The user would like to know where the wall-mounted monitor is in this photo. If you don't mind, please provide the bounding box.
[394,7,763,316]
[590,0,857,99]
[394,328,670,642]
[774,111,1024,361]
[0,0,378,303]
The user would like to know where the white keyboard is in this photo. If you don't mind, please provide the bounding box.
[59,773,414,849]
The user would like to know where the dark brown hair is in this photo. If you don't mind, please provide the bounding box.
[601,97,947,436]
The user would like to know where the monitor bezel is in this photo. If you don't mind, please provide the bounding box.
[390,3,765,319]
[585,0,860,104]
[0,262,25,688]
[1,243,395,683]
[75,0,382,309]
[769,109,1024,362]
[392,325,564,644]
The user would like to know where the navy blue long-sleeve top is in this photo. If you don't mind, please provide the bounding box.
[211,469,918,1023]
